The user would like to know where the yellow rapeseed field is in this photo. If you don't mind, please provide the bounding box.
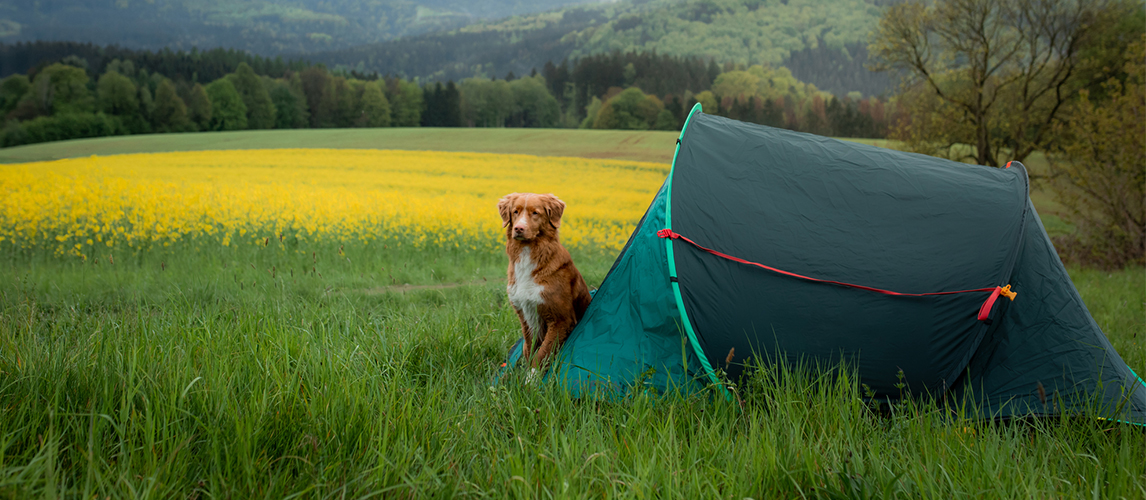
[0,149,668,259]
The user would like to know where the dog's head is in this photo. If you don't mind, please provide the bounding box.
[498,192,565,242]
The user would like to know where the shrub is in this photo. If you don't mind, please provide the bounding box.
[1,112,123,147]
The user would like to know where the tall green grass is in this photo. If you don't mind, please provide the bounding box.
[0,243,1143,498]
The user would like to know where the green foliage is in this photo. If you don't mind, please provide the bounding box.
[268,75,309,129]
[229,62,277,130]
[869,0,1142,167]
[0,74,30,117]
[460,78,513,127]
[186,83,213,131]
[300,67,336,128]
[152,79,192,133]
[0,112,123,148]
[137,85,154,127]
[357,81,391,128]
[205,78,248,131]
[331,76,357,127]
[388,79,424,127]
[14,63,94,119]
[653,108,678,130]
[1046,37,1145,268]
[3,0,590,55]
[579,96,603,129]
[568,0,877,69]
[692,90,717,115]
[593,87,664,130]
[96,71,138,117]
[508,76,559,128]
[422,81,462,127]
[96,71,151,134]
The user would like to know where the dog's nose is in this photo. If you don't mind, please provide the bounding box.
[513,225,525,233]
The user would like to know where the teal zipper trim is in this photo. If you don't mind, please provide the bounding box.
[665,103,730,400]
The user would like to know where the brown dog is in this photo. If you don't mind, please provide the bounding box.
[498,193,592,377]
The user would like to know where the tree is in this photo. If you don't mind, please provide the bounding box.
[692,90,718,115]
[508,75,559,128]
[229,62,276,129]
[187,83,212,131]
[440,81,462,127]
[97,71,138,116]
[153,79,191,132]
[579,96,603,129]
[268,75,308,129]
[357,80,391,127]
[14,63,93,118]
[96,70,150,133]
[1045,36,1145,267]
[593,87,664,130]
[388,79,423,127]
[330,76,357,127]
[653,108,678,130]
[205,78,247,130]
[300,67,335,128]
[0,74,30,117]
[137,85,154,126]
[868,0,1140,167]
[459,78,512,127]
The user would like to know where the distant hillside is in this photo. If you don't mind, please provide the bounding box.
[0,0,601,55]
[310,0,894,97]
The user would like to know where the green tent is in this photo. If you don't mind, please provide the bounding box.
[521,104,1144,423]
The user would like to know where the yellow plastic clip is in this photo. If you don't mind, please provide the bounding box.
[999,284,1017,301]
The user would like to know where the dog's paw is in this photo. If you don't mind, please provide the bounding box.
[526,368,540,385]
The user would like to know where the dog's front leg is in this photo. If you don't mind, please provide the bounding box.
[514,307,534,359]
[531,318,573,371]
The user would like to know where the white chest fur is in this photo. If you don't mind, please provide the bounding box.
[507,247,545,335]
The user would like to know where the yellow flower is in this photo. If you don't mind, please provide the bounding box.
[0,149,668,258]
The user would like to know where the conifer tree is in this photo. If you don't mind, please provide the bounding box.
[441,81,462,127]
[300,67,335,128]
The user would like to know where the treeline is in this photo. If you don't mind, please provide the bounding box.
[0,41,309,84]
[556,53,888,137]
[0,45,890,148]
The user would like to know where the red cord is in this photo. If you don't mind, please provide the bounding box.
[658,228,1001,300]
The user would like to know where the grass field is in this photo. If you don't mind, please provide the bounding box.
[0,128,904,165]
[0,128,688,165]
[0,132,1142,498]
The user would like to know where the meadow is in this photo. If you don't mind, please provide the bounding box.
[0,134,1143,498]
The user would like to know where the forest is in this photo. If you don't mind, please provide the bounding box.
[0,42,890,148]
[1,0,897,99]
[308,0,894,97]
[0,0,597,55]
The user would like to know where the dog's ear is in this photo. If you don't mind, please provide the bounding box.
[543,194,565,230]
[498,193,517,228]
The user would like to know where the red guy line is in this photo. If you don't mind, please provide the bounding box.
[657,228,998,297]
